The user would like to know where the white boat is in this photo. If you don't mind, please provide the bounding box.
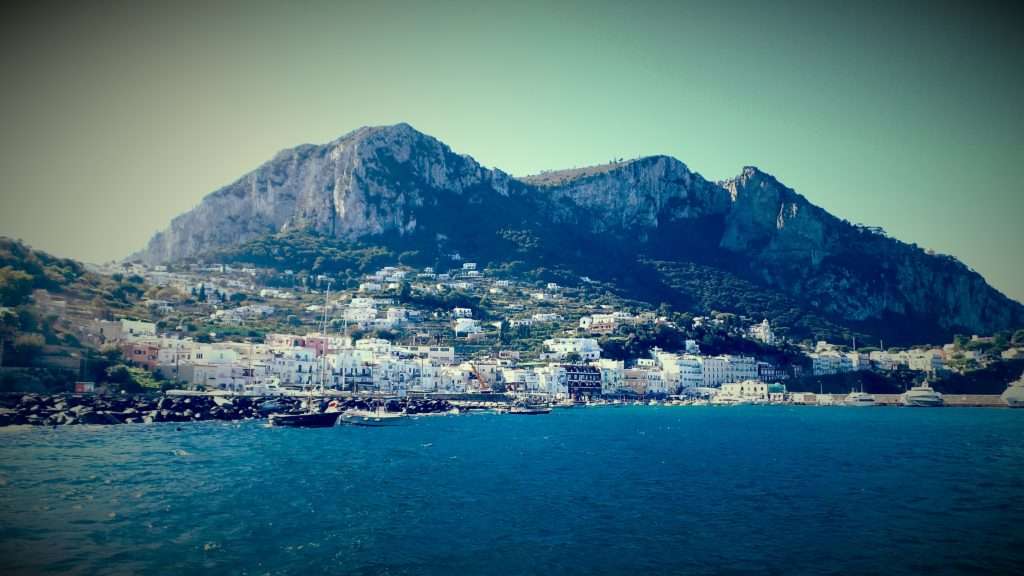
[507,404,551,415]
[339,405,409,426]
[900,381,944,407]
[844,390,876,407]
[1001,372,1024,408]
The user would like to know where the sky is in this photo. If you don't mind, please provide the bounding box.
[0,0,1021,301]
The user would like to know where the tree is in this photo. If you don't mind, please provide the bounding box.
[11,332,45,366]
[197,284,207,302]
[229,292,248,304]
[0,307,19,367]
[993,331,1011,354]
[0,267,34,306]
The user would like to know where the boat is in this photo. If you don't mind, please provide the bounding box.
[268,410,341,428]
[268,285,340,428]
[900,381,944,407]
[844,390,876,407]
[1001,372,1024,408]
[507,403,551,415]
[339,404,409,426]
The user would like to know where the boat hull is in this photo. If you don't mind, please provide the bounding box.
[339,412,408,426]
[268,412,341,428]
[1002,395,1024,408]
[900,396,944,407]
[507,407,551,415]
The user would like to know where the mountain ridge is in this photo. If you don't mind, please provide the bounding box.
[135,123,1024,345]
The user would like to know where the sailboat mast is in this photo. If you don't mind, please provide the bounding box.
[320,283,331,396]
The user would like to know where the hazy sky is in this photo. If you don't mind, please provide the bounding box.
[1,0,1021,301]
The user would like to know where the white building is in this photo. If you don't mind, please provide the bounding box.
[749,319,774,345]
[655,351,704,392]
[543,338,602,361]
[453,318,481,336]
[594,359,625,395]
[531,313,562,323]
[720,380,769,401]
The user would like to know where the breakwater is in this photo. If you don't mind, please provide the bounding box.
[0,393,455,427]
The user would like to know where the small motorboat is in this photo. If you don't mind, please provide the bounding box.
[507,403,551,415]
[339,405,408,426]
[268,411,340,428]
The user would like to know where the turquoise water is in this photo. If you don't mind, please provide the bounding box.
[1,406,1022,575]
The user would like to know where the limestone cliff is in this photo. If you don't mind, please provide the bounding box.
[137,123,1023,342]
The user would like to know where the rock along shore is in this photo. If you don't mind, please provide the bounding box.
[0,393,455,427]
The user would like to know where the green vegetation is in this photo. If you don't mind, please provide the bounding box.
[0,238,153,383]
[213,231,395,277]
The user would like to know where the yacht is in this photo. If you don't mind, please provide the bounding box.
[900,381,944,407]
[1001,372,1024,408]
[269,286,341,428]
[844,390,876,407]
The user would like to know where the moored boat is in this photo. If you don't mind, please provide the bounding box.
[900,381,944,407]
[844,390,876,407]
[1001,372,1024,408]
[339,405,408,426]
[507,403,551,415]
[268,410,341,428]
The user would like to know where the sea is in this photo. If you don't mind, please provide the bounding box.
[1,406,1022,575]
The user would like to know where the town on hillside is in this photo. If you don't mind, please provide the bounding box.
[6,248,1021,406]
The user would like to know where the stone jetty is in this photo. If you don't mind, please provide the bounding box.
[0,393,455,427]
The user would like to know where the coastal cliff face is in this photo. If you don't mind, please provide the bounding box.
[138,123,1024,342]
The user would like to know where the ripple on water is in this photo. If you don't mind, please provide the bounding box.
[0,408,1022,575]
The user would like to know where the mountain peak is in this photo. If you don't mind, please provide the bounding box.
[136,125,1024,344]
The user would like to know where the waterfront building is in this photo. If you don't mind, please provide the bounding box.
[563,364,602,399]
[654,351,703,393]
[623,367,666,396]
[721,380,769,401]
[593,359,625,395]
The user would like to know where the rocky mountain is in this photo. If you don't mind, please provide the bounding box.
[137,123,1024,344]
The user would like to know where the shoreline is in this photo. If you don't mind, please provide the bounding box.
[0,391,1015,428]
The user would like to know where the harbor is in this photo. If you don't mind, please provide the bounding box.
[1,386,1020,429]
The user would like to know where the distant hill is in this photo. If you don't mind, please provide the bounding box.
[135,123,1024,345]
[1,237,151,338]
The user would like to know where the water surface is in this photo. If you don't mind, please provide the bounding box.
[1,406,1022,575]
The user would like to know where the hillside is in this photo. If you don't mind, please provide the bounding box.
[1,238,155,391]
[134,123,1024,345]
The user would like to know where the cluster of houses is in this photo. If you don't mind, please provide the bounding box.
[808,341,946,376]
[80,259,1022,401]
[83,320,775,400]
[80,310,1024,403]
